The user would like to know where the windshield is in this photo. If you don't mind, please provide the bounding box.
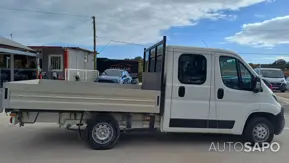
[260,69,284,78]
[102,69,122,77]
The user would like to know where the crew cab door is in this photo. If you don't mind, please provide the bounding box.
[214,53,259,134]
[169,51,212,131]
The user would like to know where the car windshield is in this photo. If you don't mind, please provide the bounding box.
[260,70,284,78]
[103,70,122,77]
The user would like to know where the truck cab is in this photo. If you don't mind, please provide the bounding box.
[142,36,284,144]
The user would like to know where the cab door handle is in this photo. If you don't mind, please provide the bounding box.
[178,86,185,97]
[217,88,224,99]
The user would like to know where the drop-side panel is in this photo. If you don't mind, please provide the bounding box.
[3,80,160,113]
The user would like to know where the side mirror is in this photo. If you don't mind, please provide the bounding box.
[252,77,262,93]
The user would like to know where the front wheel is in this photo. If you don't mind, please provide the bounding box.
[243,117,274,144]
[86,117,120,150]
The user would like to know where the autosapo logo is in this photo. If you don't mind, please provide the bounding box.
[208,142,280,152]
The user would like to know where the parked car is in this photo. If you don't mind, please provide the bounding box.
[286,76,289,90]
[262,79,273,90]
[0,70,29,81]
[255,68,287,92]
[14,70,29,81]
[95,69,132,84]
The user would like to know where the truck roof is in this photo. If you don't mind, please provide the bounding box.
[167,45,238,57]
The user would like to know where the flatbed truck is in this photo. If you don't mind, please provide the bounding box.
[1,37,285,150]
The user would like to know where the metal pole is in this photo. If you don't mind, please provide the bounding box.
[92,16,97,70]
[10,54,14,81]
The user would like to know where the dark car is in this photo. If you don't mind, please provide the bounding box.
[262,79,272,90]
[95,69,132,84]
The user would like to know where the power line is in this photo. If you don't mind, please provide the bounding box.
[98,40,111,53]
[0,5,90,18]
[96,36,146,46]
[96,38,146,53]
[110,40,146,46]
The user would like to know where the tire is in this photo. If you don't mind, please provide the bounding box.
[86,116,120,150]
[281,89,286,93]
[243,117,274,144]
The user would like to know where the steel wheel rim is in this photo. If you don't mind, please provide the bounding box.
[252,123,269,142]
[92,122,114,144]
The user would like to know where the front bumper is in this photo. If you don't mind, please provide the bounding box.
[274,107,285,135]
[272,83,287,91]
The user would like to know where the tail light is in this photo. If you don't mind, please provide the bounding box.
[9,113,18,125]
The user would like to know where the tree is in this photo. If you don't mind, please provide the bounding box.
[248,63,255,68]
[273,59,286,65]
[133,56,142,61]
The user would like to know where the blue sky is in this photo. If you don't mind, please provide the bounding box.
[1,0,289,64]
[94,0,289,64]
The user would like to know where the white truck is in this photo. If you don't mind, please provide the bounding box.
[1,37,285,150]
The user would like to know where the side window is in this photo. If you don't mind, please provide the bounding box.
[144,51,149,72]
[239,63,253,91]
[149,48,156,72]
[219,57,239,89]
[219,56,253,91]
[178,54,207,85]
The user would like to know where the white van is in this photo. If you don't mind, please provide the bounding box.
[1,36,285,150]
[255,68,287,92]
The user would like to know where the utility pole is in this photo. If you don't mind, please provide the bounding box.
[92,16,97,70]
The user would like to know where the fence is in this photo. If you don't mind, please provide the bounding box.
[65,69,99,82]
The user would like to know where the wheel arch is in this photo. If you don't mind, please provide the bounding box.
[242,112,275,134]
[87,112,118,126]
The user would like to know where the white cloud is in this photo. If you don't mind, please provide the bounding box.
[226,15,289,47]
[0,0,268,48]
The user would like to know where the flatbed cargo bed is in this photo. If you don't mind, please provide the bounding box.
[1,80,160,113]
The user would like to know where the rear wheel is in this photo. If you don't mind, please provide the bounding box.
[86,116,120,150]
[243,117,274,144]
[280,86,286,92]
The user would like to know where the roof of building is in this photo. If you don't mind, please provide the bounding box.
[29,46,93,54]
[0,37,35,52]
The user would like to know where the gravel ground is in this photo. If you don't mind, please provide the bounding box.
[0,113,289,163]
[0,91,289,163]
